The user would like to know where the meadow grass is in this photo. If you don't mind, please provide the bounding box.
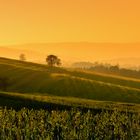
[0,57,140,104]
[0,91,140,112]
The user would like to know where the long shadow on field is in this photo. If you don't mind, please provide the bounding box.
[0,94,102,113]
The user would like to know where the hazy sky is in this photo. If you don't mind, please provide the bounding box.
[0,0,140,45]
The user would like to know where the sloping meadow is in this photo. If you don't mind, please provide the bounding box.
[0,57,140,104]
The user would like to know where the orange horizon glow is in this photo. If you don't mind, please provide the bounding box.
[0,0,140,45]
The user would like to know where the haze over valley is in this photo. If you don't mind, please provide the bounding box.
[1,42,140,69]
[0,0,140,138]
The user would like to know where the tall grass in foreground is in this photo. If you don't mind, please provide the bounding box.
[0,108,140,140]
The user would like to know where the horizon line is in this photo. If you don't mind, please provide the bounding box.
[1,41,140,46]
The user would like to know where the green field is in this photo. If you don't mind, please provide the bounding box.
[0,107,140,140]
[0,57,140,139]
[0,91,140,112]
[0,57,140,104]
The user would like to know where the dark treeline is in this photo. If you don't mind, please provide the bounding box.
[86,63,140,79]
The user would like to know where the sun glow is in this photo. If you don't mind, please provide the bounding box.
[0,0,140,45]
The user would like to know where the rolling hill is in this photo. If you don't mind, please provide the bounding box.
[0,46,45,63]
[1,42,140,68]
[0,57,140,104]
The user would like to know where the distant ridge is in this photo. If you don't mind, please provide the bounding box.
[0,46,46,64]
[1,42,140,67]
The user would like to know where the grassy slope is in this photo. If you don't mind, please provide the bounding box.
[0,57,140,104]
[0,91,140,112]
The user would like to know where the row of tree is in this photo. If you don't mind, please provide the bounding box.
[19,54,62,67]
[88,63,140,79]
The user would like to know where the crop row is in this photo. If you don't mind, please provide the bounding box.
[0,108,140,140]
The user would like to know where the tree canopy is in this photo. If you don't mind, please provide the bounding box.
[46,55,61,67]
[19,54,26,61]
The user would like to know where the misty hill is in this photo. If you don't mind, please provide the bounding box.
[0,57,140,104]
[1,42,140,68]
[105,57,140,70]
[72,61,140,79]
[72,62,95,68]
[0,46,45,64]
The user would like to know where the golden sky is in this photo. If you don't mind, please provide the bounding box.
[0,0,140,45]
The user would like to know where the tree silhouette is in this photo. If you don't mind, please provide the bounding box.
[19,54,26,61]
[46,55,61,67]
[56,58,61,66]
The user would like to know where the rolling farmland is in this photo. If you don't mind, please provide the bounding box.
[0,57,140,139]
[0,57,140,104]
